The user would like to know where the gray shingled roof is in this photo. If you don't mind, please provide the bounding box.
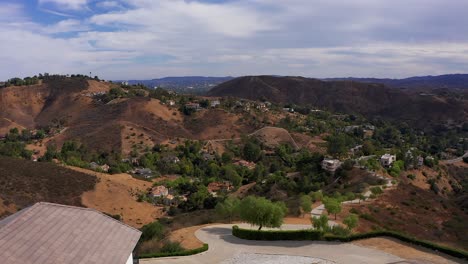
[0,202,141,264]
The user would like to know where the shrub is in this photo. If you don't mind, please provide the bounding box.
[160,241,184,253]
[232,225,322,240]
[138,244,208,259]
[407,174,416,180]
[370,186,383,195]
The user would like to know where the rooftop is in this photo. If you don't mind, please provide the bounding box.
[0,202,141,264]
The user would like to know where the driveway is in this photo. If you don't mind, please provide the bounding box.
[141,224,410,264]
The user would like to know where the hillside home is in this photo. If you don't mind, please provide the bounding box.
[163,155,180,164]
[380,154,396,167]
[210,100,221,107]
[168,100,176,106]
[207,181,233,196]
[185,102,201,110]
[283,107,294,112]
[321,159,342,173]
[233,159,256,170]
[350,145,363,155]
[135,168,153,178]
[150,185,169,198]
[0,202,141,264]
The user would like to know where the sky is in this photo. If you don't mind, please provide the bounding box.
[1,0,468,80]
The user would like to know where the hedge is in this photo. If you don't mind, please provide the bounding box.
[138,243,209,259]
[232,225,323,240]
[232,226,468,260]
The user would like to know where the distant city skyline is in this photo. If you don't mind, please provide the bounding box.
[1,0,468,80]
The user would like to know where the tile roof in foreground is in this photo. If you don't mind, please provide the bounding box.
[0,202,141,264]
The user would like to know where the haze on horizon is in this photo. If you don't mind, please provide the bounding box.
[1,0,468,80]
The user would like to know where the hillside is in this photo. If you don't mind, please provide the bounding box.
[0,156,96,217]
[327,74,468,90]
[208,75,467,128]
[0,78,258,153]
[122,76,234,94]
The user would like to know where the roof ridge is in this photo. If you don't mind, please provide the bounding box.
[37,202,142,234]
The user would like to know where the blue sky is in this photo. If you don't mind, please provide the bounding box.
[1,0,468,80]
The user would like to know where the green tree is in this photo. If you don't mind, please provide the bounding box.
[243,140,262,162]
[215,197,240,223]
[300,195,312,217]
[343,214,359,230]
[140,221,165,241]
[324,198,342,220]
[311,214,329,232]
[239,196,287,230]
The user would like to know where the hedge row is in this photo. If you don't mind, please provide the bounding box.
[324,231,468,260]
[232,225,323,240]
[138,243,209,259]
[232,226,468,260]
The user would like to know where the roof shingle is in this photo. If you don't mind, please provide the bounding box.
[0,202,141,264]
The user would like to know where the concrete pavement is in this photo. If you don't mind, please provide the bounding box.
[140,224,408,264]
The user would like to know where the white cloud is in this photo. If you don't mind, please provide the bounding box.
[1,0,468,80]
[39,0,89,10]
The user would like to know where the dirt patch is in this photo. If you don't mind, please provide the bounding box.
[353,237,463,264]
[72,166,163,228]
[168,224,213,249]
[251,127,298,149]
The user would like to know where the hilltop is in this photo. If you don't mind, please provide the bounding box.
[326,74,468,90]
[208,75,467,128]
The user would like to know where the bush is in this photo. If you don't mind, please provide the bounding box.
[407,174,416,180]
[138,244,208,259]
[232,225,322,240]
[370,186,383,195]
[160,241,184,253]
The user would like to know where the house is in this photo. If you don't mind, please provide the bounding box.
[135,168,153,178]
[233,159,256,170]
[90,162,110,172]
[349,145,363,155]
[380,154,396,167]
[185,102,201,110]
[283,108,294,113]
[163,155,180,164]
[417,156,424,167]
[150,185,169,198]
[202,152,215,161]
[0,202,141,264]
[168,100,176,106]
[321,159,342,173]
[207,181,233,196]
[210,100,221,108]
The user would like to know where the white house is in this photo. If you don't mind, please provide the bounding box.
[380,154,396,167]
[210,100,221,107]
[0,202,141,264]
[321,159,342,173]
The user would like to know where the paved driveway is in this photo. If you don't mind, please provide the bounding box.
[141,224,409,264]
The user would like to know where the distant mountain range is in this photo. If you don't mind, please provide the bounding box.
[325,74,468,90]
[117,76,234,94]
[208,75,467,129]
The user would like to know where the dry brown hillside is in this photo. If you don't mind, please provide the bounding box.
[0,78,262,153]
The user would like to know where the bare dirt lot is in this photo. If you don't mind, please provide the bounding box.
[71,166,163,228]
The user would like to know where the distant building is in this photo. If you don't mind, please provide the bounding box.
[380,154,396,167]
[283,108,294,112]
[163,155,180,164]
[0,202,141,264]
[150,185,169,198]
[185,102,201,110]
[417,156,424,167]
[207,181,233,196]
[321,159,342,173]
[233,159,256,170]
[210,100,221,108]
[90,162,110,172]
[168,100,176,106]
[202,152,215,161]
[349,145,363,155]
[135,168,153,178]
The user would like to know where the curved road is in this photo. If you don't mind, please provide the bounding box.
[141,224,414,264]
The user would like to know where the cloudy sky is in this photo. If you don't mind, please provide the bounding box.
[1,0,468,80]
